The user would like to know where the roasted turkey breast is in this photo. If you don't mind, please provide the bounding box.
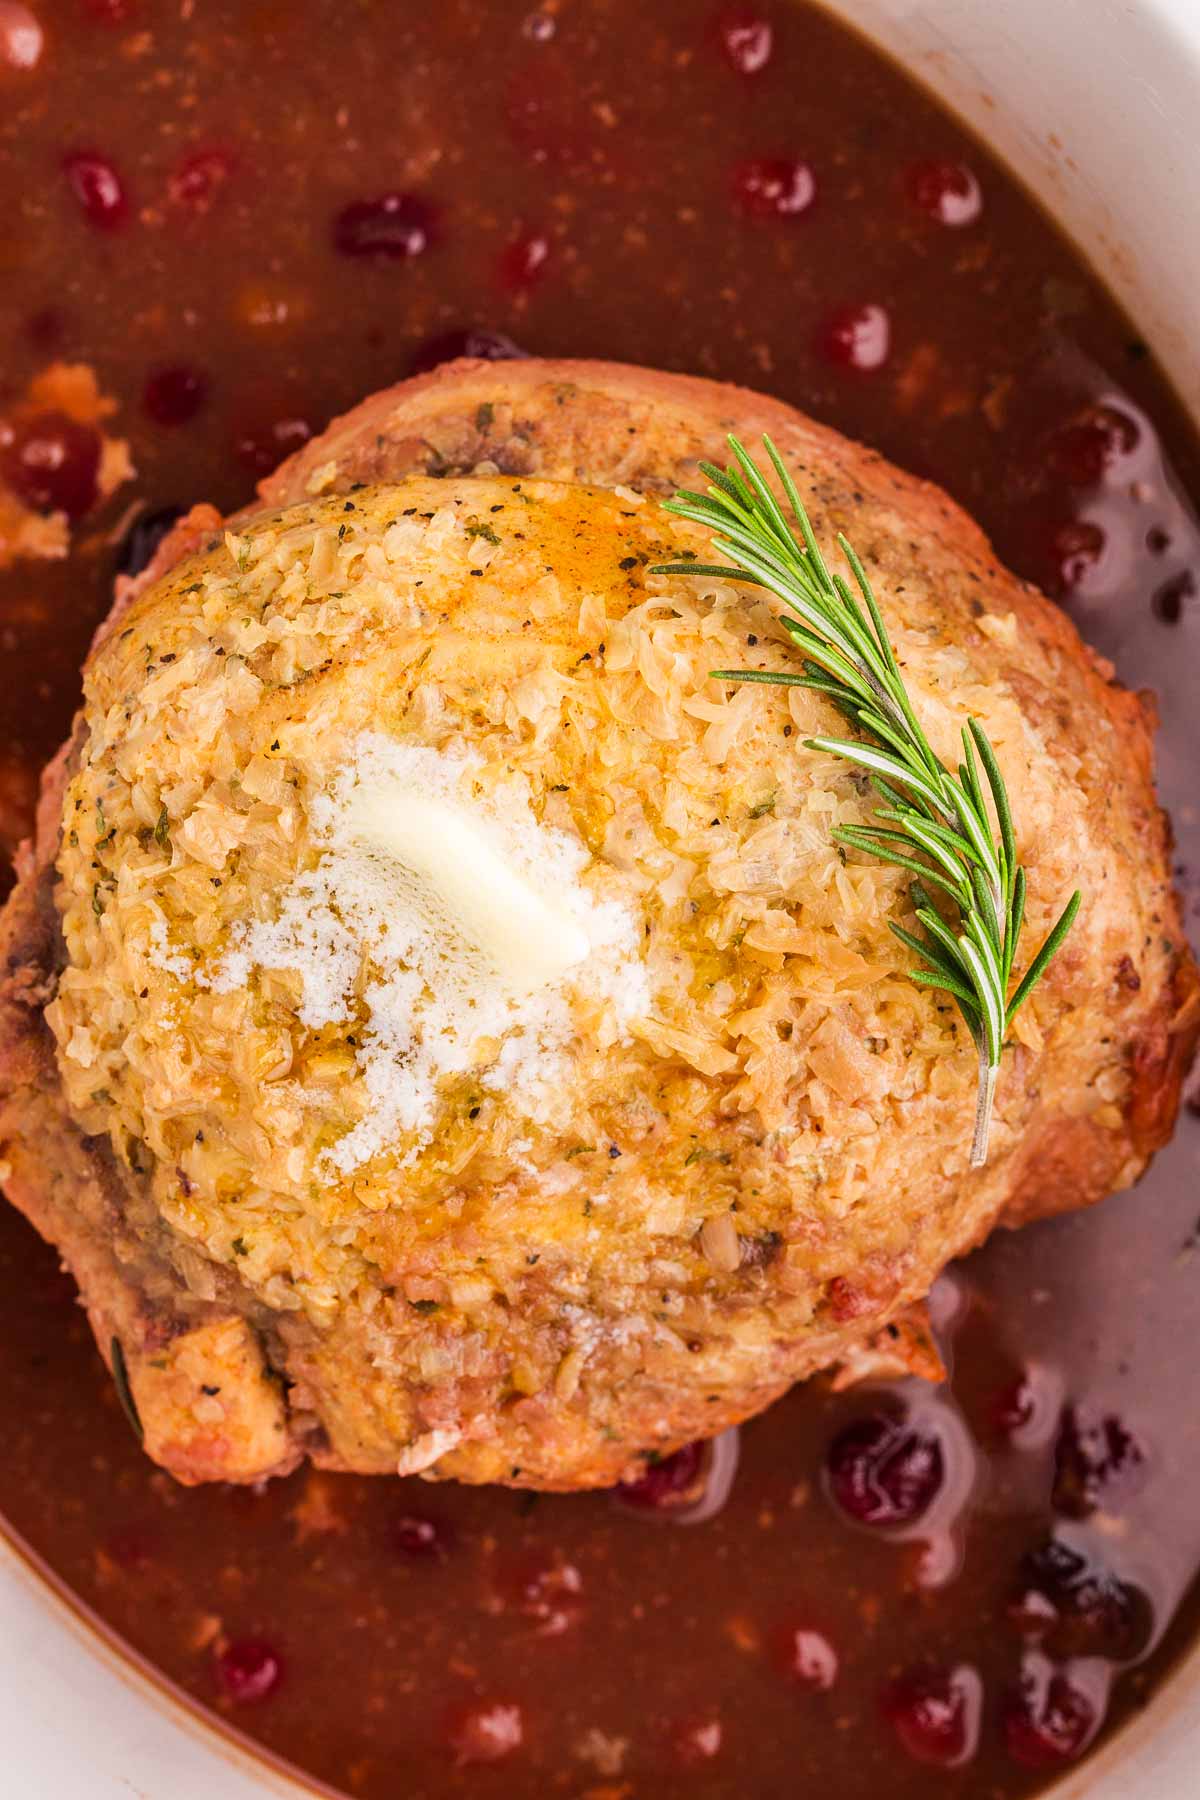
[0,359,1194,1488]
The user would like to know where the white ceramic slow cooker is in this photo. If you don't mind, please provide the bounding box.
[2,1,1197,1794]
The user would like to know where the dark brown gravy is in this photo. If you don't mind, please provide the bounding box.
[0,1,1198,1795]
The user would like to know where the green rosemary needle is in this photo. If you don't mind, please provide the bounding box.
[652,433,1081,1168]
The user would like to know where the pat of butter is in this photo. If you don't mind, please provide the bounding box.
[348,779,591,997]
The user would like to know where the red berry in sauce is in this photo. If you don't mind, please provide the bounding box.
[168,146,236,214]
[1001,1669,1098,1770]
[1153,568,1195,624]
[671,1714,723,1766]
[445,1699,524,1765]
[0,3,43,71]
[775,1624,839,1691]
[81,0,134,19]
[881,1664,981,1767]
[987,1362,1061,1449]
[498,230,552,292]
[1048,519,1106,593]
[391,1512,454,1561]
[715,7,774,76]
[992,1373,1038,1439]
[215,1638,283,1704]
[408,328,528,375]
[732,156,816,220]
[906,158,983,227]
[1,410,101,518]
[1158,568,1194,626]
[616,1440,705,1511]
[1051,1405,1148,1518]
[62,150,128,230]
[332,192,439,260]
[1047,403,1141,485]
[142,365,209,428]
[1010,1537,1152,1661]
[826,1413,944,1527]
[820,302,891,372]
[234,414,314,476]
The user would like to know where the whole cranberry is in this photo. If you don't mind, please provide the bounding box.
[234,413,314,476]
[333,192,439,260]
[81,0,135,19]
[498,230,552,291]
[1154,569,1196,625]
[906,158,983,227]
[1010,1536,1152,1661]
[1052,1406,1147,1518]
[775,1624,838,1691]
[445,1699,524,1765]
[142,364,209,428]
[62,150,128,230]
[882,1664,981,1767]
[988,1362,1061,1448]
[408,327,528,375]
[116,504,185,578]
[820,302,891,372]
[1,410,101,518]
[1047,403,1141,485]
[715,7,773,75]
[825,1412,944,1527]
[732,156,816,219]
[992,1373,1038,1440]
[391,1512,454,1561]
[1002,1670,1098,1770]
[215,1638,283,1704]
[168,146,235,213]
[1048,520,1106,594]
[616,1441,704,1512]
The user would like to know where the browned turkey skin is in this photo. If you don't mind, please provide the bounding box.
[0,360,1194,1489]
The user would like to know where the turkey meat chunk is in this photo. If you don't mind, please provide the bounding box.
[0,359,1194,1488]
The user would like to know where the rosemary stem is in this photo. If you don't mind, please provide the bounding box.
[657,435,1080,1170]
[970,1052,998,1168]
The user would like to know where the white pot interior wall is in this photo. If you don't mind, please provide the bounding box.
[824,0,1200,406]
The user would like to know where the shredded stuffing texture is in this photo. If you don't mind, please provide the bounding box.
[26,349,1188,1494]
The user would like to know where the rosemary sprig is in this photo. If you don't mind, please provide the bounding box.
[110,1335,144,1443]
[652,434,1080,1167]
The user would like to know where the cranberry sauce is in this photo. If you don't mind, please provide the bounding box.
[0,3,1198,1799]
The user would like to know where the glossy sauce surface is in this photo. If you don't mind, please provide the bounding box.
[1,2,1199,1796]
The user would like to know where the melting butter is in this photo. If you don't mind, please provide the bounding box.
[347,778,591,997]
